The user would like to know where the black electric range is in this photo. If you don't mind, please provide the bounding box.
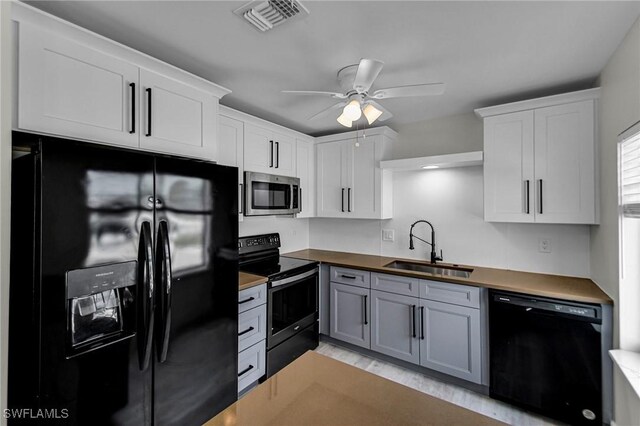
[238,233,319,378]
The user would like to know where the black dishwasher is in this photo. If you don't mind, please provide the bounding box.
[489,291,604,425]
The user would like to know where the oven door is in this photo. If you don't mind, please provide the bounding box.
[244,172,300,216]
[268,268,318,349]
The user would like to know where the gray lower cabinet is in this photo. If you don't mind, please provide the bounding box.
[419,299,481,383]
[370,290,420,364]
[329,282,370,349]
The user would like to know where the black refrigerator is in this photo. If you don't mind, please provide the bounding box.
[8,132,238,425]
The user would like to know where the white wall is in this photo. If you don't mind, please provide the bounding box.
[592,15,640,426]
[311,166,591,277]
[0,1,11,422]
[310,114,591,277]
[240,217,309,254]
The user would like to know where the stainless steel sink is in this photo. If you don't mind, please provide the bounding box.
[384,261,473,278]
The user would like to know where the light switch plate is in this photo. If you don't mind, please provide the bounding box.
[538,238,551,253]
[382,229,395,242]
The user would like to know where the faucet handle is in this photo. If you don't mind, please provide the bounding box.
[437,249,443,261]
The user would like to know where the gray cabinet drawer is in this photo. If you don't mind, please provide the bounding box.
[371,272,421,297]
[238,340,266,393]
[238,304,267,353]
[330,266,370,288]
[419,280,480,308]
[238,283,267,313]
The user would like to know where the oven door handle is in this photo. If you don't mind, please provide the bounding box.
[270,268,318,288]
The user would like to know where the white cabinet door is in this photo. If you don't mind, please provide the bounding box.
[316,140,348,217]
[272,131,296,177]
[534,101,596,224]
[139,69,216,159]
[349,136,379,218]
[244,124,274,174]
[18,22,139,148]
[483,111,535,223]
[218,115,244,221]
[296,138,315,218]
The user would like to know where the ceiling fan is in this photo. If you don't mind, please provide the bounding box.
[282,58,445,128]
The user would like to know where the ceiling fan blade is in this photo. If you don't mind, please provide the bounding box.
[282,90,347,99]
[366,100,393,122]
[308,101,347,121]
[353,59,384,94]
[371,83,446,99]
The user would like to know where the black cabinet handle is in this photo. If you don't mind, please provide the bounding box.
[347,187,351,212]
[238,365,254,377]
[269,140,274,167]
[129,83,136,134]
[341,274,356,279]
[538,179,543,214]
[363,295,368,325]
[145,88,152,137]
[275,141,279,168]
[239,296,255,305]
[341,188,345,212]
[525,180,530,214]
[420,306,425,340]
[300,187,302,213]
[238,326,255,337]
[411,305,416,338]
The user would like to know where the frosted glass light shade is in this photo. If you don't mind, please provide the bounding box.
[363,104,383,125]
[343,100,362,121]
[337,112,352,128]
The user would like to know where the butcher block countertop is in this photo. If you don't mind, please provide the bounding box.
[205,351,505,426]
[284,249,612,305]
[238,272,267,291]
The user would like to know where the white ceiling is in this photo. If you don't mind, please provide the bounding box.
[26,1,640,136]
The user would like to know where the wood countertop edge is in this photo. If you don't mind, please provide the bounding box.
[283,249,613,305]
[238,272,268,291]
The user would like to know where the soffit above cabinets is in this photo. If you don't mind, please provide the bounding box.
[380,151,483,171]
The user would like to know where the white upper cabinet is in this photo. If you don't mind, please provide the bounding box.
[476,89,599,224]
[217,114,244,221]
[244,124,296,177]
[296,137,315,218]
[139,69,217,159]
[18,22,140,148]
[13,4,229,160]
[316,127,395,219]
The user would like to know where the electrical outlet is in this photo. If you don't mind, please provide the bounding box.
[538,238,551,253]
[382,229,395,242]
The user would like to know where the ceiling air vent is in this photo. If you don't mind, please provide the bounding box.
[233,0,309,32]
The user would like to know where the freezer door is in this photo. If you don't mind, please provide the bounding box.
[153,157,238,425]
[9,134,155,425]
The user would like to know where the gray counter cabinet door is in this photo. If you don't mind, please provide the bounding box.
[419,299,482,384]
[370,290,420,364]
[329,282,370,349]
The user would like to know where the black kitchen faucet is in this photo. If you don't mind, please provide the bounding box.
[409,220,443,264]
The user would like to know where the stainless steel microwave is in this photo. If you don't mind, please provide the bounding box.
[244,172,300,216]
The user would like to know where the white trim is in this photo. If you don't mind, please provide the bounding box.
[315,125,398,144]
[219,105,313,142]
[474,88,601,118]
[380,151,483,171]
[11,1,230,98]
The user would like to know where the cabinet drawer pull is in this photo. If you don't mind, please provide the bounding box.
[538,179,543,214]
[238,326,255,337]
[269,140,274,167]
[239,296,255,305]
[525,180,530,214]
[275,141,279,168]
[341,188,345,212]
[341,274,356,279]
[129,82,136,134]
[348,187,351,212]
[145,88,152,137]
[363,295,368,325]
[238,365,254,377]
[420,306,425,340]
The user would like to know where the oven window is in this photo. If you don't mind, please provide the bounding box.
[270,275,317,335]
[252,182,290,210]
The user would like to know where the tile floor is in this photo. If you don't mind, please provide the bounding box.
[315,341,563,426]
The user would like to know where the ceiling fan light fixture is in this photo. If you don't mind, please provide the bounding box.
[343,99,362,121]
[337,112,352,128]
[363,104,383,125]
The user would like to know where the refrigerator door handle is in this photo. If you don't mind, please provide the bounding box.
[155,220,173,363]
[137,221,155,371]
